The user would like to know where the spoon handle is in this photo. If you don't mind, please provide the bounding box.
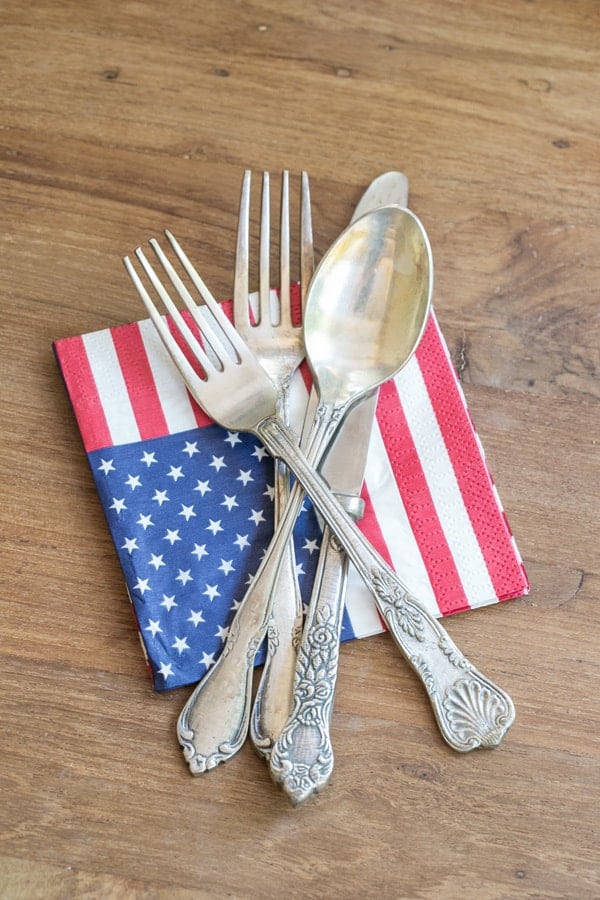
[258,417,516,758]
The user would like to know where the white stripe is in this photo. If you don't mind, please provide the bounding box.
[360,412,440,616]
[137,318,199,434]
[395,357,497,604]
[82,329,140,445]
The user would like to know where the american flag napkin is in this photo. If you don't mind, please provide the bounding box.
[54,287,528,691]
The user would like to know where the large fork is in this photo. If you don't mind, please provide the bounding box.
[124,230,516,774]
[233,169,313,756]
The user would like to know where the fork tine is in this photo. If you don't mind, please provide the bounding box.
[233,169,251,328]
[279,170,291,327]
[259,172,271,325]
[148,237,235,366]
[163,230,254,362]
[123,254,215,387]
[134,247,216,372]
[300,170,314,310]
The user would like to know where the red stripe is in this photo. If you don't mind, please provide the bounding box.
[376,377,470,615]
[111,323,170,440]
[359,483,395,568]
[416,315,528,603]
[54,336,112,452]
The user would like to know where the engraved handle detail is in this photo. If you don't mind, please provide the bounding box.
[258,416,516,754]
[270,521,351,804]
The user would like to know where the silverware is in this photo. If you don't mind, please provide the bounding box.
[270,172,410,803]
[231,169,313,757]
[172,205,430,773]
[125,207,514,776]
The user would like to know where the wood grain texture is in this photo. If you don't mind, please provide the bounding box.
[1,1,598,897]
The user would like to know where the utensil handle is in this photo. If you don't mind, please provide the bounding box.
[250,387,304,758]
[177,484,304,773]
[250,536,303,757]
[270,506,357,804]
[258,417,516,754]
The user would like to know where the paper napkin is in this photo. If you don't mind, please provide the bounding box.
[54,286,528,691]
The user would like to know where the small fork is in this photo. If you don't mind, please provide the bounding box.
[233,170,314,757]
[124,229,516,776]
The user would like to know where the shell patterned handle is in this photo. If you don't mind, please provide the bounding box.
[257,416,516,757]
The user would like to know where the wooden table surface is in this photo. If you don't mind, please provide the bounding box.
[2,1,598,897]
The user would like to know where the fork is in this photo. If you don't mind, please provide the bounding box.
[124,231,516,773]
[232,169,313,757]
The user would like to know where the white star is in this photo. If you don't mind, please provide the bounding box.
[295,562,306,577]
[145,619,162,637]
[191,543,208,561]
[164,528,181,545]
[140,451,157,467]
[218,559,235,575]
[152,489,170,506]
[237,469,254,486]
[210,456,226,472]
[157,661,173,680]
[203,584,220,602]
[179,504,196,521]
[167,465,184,481]
[224,432,242,447]
[193,480,211,496]
[110,497,127,513]
[182,441,199,457]
[125,474,142,491]
[206,519,223,536]
[249,509,266,526]
[98,458,115,475]
[230,597,242,611]
[303,538,320,555]
[149,553,165,570]
[221,494,238,511]
[172,636,190,655]
[263,483,275,501]
[252,445,268,461]
[160,594,177,611]
[176,568,193,586]
[121,536,139,554]
[199,651,216,670]
[188,609,205,627]
[234,533,250,550]
[215,624,229,642]
[137,513,154,530]
[134,577,151,595]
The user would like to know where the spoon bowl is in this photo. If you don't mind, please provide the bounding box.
[301,205,433,462]
[304,205,432,408]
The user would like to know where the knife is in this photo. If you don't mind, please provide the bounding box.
[269,172,410,804]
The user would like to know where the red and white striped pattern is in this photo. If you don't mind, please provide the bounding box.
[54,300,528,640]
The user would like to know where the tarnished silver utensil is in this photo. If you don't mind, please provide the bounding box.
[251,172,409,759]
[270,172,410,802]
[126,207,515,778]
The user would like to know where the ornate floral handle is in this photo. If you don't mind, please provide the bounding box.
[270,502,358,804]
[258,417,516,757]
